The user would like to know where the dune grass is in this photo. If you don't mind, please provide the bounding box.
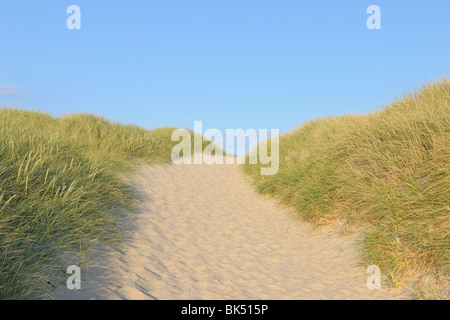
[0,108,216,299]
[243,78,449,297]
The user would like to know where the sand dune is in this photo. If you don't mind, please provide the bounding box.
[53,156,411,300]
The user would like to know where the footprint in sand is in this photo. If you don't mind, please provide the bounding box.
[53,157,410,300]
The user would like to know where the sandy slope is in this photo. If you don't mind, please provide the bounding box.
[54,156,410,300]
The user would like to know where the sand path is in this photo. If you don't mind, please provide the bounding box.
[54,157,410,300]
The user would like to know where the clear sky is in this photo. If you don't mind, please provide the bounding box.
[0,1,449,154]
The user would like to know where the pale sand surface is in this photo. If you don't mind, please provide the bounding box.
[53,156,411,300]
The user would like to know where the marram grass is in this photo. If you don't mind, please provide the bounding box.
[243,78,449,298]
[0,109,217,299]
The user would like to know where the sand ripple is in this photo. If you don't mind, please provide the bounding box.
[54,157,410,300]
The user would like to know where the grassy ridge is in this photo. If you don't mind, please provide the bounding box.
[243,79,449,296]
[0,109,213,299]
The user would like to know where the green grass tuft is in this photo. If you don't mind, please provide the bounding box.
[0,109,218,299]
[243,78,449,297]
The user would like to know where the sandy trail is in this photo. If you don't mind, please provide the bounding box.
[54,157,410,300]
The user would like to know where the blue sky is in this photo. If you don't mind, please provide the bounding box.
[0,1,449,154]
